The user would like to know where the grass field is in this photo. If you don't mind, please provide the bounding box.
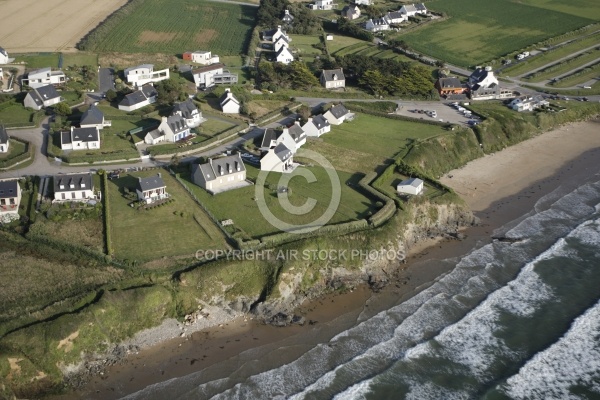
[80,0,258,55]
[180,165,378,239]
[0,103,38,127]
[246,100,290,119]
[552,62,600,88]
[62,53,99,67]
[501,31,600,77]
[326,34,366,54]
[401,0,597,67]
[333,42,417,64]
[291,35,323,63]
[49,129,139,161]
[108,170,227,261]
[524,47,600,82]
[12,53,60,68]
[303,113,446,173]
[0,140,26,161]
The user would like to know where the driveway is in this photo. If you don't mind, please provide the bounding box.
[98,67,116,94]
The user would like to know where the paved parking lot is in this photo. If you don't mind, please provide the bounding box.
[394,101,480,125]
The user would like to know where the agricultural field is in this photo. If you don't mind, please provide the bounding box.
[79,0,258,56]
[108,170,228,261]
[501,31,600,77]
[180,165,378,239]
[303,113,446,173]
[400,0,598,67]
[333,42,417,64]
[523,47,600,83]
[551,62,600,88]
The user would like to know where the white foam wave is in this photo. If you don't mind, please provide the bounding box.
[501,299,600,400]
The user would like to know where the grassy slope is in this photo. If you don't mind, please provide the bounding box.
[402,0,596,67]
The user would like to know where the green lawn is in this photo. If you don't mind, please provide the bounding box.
[524,47,600,82]
[48,127,140,162]
[12,53,60,68]
[326,34,367,54]
[0,140,26,160]
[0,103,38,127]
[108,170,227,261]
[518,0,600,19]
[333,42,421,65]
[552,62,600,88]
[180,165,378,239]
[62,53,99,67]
[304,113,446,173]
[401,0,597,67]
[79,0,258,56]
[501,31,600,77]
[291,35,323,63]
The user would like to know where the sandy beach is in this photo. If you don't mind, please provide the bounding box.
[55,119,600,400]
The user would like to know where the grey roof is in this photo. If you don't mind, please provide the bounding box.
[193,153,246,183]
[399,177,423,187]
[193,63,225,75]
[219,90,238,104]
[28,84,61,106]
[137,174,166,192]
[401,4,418,13]
[54,173,93,193]
[261,128,281,148]
[273,143,292,162]
[386,11,404,19]
[438,77,462,88]
[321,68,345,82]
[141,84,157,98]
[311,114,330,129]
[61,131,72,145]
[275,46,292,59]
[0,180,18,199]
[328,103,350,119]
[415,3,427,11]
[370,17,388,26]
[469,68,492,85]
[80,105,104,125]
[173,99,198,119]
[286,124,305,142]
[165,114,189,134]
[120,85,156,107]
[0,47,7,57]
[28,67,51,77]
[146,129,163,140]
[72,127,99,142]
[0,125,8,145]
[275,35,290,44]
[124,64,154,74]
[262,28,279,38]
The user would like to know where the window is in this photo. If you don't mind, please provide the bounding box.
[61,193,66,200]
[72,192,76,199]
[0,199,5,205]
[82,191,86,198]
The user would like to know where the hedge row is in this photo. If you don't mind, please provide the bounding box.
[0,139,34,169]
[347,104,450,127]
[258,219,370,248]
[27,227,110,265]
[148,123,248,156]
[357,172,396,227]
[100,172,113,256]
[255,102,302,125]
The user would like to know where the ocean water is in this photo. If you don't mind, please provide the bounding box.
[125,179,600,400]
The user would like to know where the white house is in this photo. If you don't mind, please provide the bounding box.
[0,47,9,64]
[467,66,513,101]
[282,122,306,149]
[118,84,157,112]
[172,99,205,128]
[191,154,248,194]
[260,128,280,151]
[220,88,240,114]
[385,11,408,24]
[0,179,21,215]
[324,103,353,125]
[80,104,111,129]
[365,18,390,32]
[260,143,294,173]
[320,68,345,89]
[24,84,63,110]
[282,9,294,23]
[275,46,294,65]
[0,125,9,153]
[355,0,371,5]
[399,4,418,17]
[311,0,335,10]
[397,177,423,195]
[262,26,290,43]
[509,95,549,112]
[342,5,361,20]
[53,173,95,202]
[61,126,100,150]
[274,35,290,52]
[124,64,169,88]
[23,67,66,89]
[144,115,191,145]
[192,63,238,88]
[136,173,168,204]
[183,50,220,65]
[302,114,331,137]
[414,3,428,14]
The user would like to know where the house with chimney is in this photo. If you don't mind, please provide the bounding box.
[259,123,306,154]
[220,88,240,114]
[275,46,294,65]
[260,143,294,173]
[320,68,345,89]
[302,114,331,137]
[136,173,168,204]
[324,103,353,125]
[118,84,158,112]
[365,18,390,32]
[23,84,63,110]
[0,179,21,215]
[53,173,95,202]
[342,5,361,20]
[435,77,465,97]
[191,153,248,194]
[261,26,290,43]
[467,66,513,100]
[124,64,169,88]
[310,0,335,10]
[144,114,191,145]
[282,9,294,24]
[80,104,111,129]
[274,35,290,53]
[61,127,100,150]
[172,99,205,128]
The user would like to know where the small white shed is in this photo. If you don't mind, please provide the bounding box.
[397,177,424,195]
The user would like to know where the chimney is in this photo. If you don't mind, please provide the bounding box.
[138,177,142,183]
[162,116,167,123]
[209,158,213,164]
[485,66,492,71]
[157,172,161,178]
[277,25,282,30]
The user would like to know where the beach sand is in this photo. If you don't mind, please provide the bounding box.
[55,120,600,400]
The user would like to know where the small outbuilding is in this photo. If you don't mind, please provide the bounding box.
[397,177,424,195]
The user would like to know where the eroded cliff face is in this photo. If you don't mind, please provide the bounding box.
[218,201,479,325]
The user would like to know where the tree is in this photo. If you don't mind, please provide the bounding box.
[54,102,72,116]
[155,78,184,105]
[296,105,311,123]
[105,89,117,102]
[289,62,320,89]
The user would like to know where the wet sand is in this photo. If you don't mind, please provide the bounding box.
[57,120,600,400]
